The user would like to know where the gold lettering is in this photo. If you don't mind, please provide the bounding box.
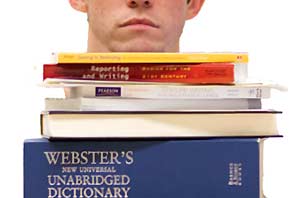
[110,151,121,164]
[125,151,134,165]
[122,187,131,198]
[48,187,57,198]
[44,152,60,165]
[61,152,71,165]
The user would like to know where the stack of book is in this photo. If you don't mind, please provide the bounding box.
[24,52,282,198]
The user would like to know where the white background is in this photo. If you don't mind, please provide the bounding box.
[0,0,297,197]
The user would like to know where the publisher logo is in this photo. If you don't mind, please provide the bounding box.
[228,162,242,186]
[96,87,121,97]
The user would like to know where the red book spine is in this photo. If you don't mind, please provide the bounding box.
[43,63,235,84]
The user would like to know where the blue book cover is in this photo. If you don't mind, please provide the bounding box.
[24,138,263,198]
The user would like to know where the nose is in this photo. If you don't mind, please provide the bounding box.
[127,0,153,8]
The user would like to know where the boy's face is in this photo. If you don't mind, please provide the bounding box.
[71,0,203,52]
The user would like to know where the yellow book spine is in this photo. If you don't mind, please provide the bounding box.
[55,52,248,64]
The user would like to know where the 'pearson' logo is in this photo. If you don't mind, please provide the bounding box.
[96,87,121,97]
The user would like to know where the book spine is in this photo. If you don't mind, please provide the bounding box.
[54,52,249,63]
[43,63,239,84]
[44,98,262,111]
[65,85,270,99]
[24,138,262,198]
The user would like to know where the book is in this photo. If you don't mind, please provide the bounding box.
[24,138,265,198]
[52,52,249,64]
[44,98,262,111]
[40,110,281,138]
[43,62,247,84]
[59,83,271,99]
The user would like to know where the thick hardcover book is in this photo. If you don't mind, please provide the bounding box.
[40,110,281,138]
[24,138,264,198]
[60,83,271,99]
[52,52,249,64]
[43,63,247,84]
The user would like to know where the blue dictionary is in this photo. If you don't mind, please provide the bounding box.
[24,138,264,198]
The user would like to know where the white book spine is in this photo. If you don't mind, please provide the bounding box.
[65,85,271,99]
